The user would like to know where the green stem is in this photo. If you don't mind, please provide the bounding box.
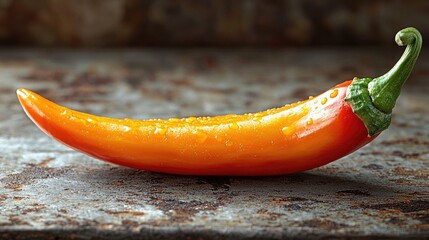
[368,27,422,114]
[345,27,422,136]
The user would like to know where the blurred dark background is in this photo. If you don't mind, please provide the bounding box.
[0,0,427,48]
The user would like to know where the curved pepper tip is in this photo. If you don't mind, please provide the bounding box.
[346,27,422,136]
[395,27,422,47]
[369,27,422,114]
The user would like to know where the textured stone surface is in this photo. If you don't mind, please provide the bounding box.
[0,48,428,239]
[0,0,428,47]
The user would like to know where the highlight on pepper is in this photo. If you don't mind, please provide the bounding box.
[17,27,422,176]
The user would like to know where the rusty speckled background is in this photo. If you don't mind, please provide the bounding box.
[0,0,427,47]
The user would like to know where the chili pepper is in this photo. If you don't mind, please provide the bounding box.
[17,27,422,176]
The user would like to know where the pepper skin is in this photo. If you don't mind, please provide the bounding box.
[17,82,373,176]
[17,27,422,176]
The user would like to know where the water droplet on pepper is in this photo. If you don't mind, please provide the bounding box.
[330,89,339,98]
[253,113,263,121]
[301,105,310,114]
[87,118,97,123]
[282,126,295,135]
[154,126,167,135]
[186,117,197,123]
[168,118,180,122]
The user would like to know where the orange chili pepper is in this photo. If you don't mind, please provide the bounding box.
[17,28,421,176]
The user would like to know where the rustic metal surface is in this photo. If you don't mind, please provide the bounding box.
[0,48,428,239]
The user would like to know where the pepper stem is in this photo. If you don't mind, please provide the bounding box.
[368,27,422,113]
[345,27,422,136]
